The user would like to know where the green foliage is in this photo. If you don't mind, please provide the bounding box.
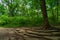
[0,14,60,27]
[0,0,60,27]
[0,15,9,25]
[0,15,43,27]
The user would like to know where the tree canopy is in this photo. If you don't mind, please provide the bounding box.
[0,0,60,28]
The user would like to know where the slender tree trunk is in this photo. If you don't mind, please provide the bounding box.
[50,0,55,21]
[40,0,51,29]
[9,0,14,16]
[56,0,59,21]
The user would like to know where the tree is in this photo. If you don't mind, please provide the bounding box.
[4,0,19,16]
[40,0,51,29]
[56,0,59,21]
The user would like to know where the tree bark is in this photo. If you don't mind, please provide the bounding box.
[40,0,51,30]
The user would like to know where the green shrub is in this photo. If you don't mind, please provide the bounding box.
[0,15,60,27]
[0,15,43,27]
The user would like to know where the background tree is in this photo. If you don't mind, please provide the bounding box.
[40,0,51,29]
[0,0,60,27]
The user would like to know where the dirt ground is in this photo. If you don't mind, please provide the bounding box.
[0,27,60,40]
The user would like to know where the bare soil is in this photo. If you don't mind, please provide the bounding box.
[0,27,60,40]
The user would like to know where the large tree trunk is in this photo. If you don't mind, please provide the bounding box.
[40,0,51,30]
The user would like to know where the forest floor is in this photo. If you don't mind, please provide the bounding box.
[0,27,60,40]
